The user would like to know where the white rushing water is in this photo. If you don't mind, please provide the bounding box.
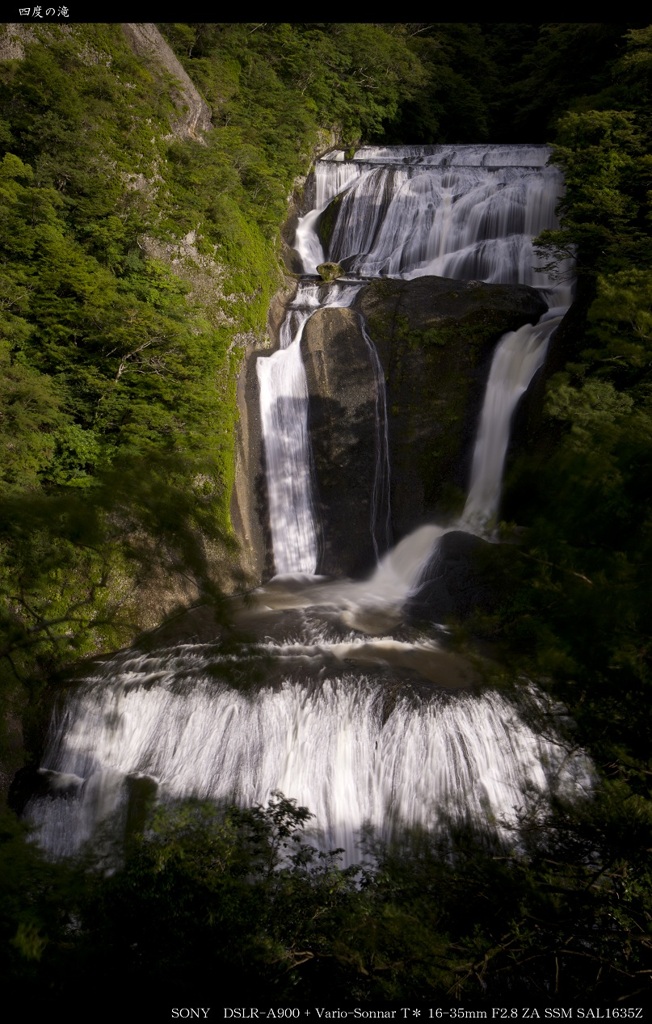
[461,307,566,532]
[296,144,572,306]
[26,145,588,865]
[256,281,362,574]
[28,649,592,863]
[361,319,392,558]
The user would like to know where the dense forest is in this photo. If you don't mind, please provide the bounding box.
[0,22,651,1014]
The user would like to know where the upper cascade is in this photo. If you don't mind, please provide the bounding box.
[298,144,571,308]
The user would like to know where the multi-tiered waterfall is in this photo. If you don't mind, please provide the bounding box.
[25,146,590,863]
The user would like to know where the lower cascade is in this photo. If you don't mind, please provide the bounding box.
[26,145,593,863]
[28,646,592,863]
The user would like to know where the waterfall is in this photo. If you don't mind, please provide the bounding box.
[461,307,565,532]
[257,281,362,574]
[260,144,571,575]
[317,145,572,306]
[27,645,592,864]
[256,295,319,575]
[361,320,392,559]
[25,145,590,865]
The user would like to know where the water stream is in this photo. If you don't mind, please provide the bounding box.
[25,146,591,864]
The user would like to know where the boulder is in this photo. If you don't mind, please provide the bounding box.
[405,529,518,624]
[316,261,345,282]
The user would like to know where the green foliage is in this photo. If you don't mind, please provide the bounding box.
[501,24,634,140]
[382,25,494,144]
[4,788,651,1008]
[0,451,236,751]
[586,269,652,373]
[497,28,652,766]
[0,29,244,514]
[185,23,425,150]
[537,109,651,275]
[0,342,64,490]
[0,812,71,988]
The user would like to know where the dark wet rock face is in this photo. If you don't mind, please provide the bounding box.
[356,276,546,538]
[298,275,545,576]
[301,307,379,576]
